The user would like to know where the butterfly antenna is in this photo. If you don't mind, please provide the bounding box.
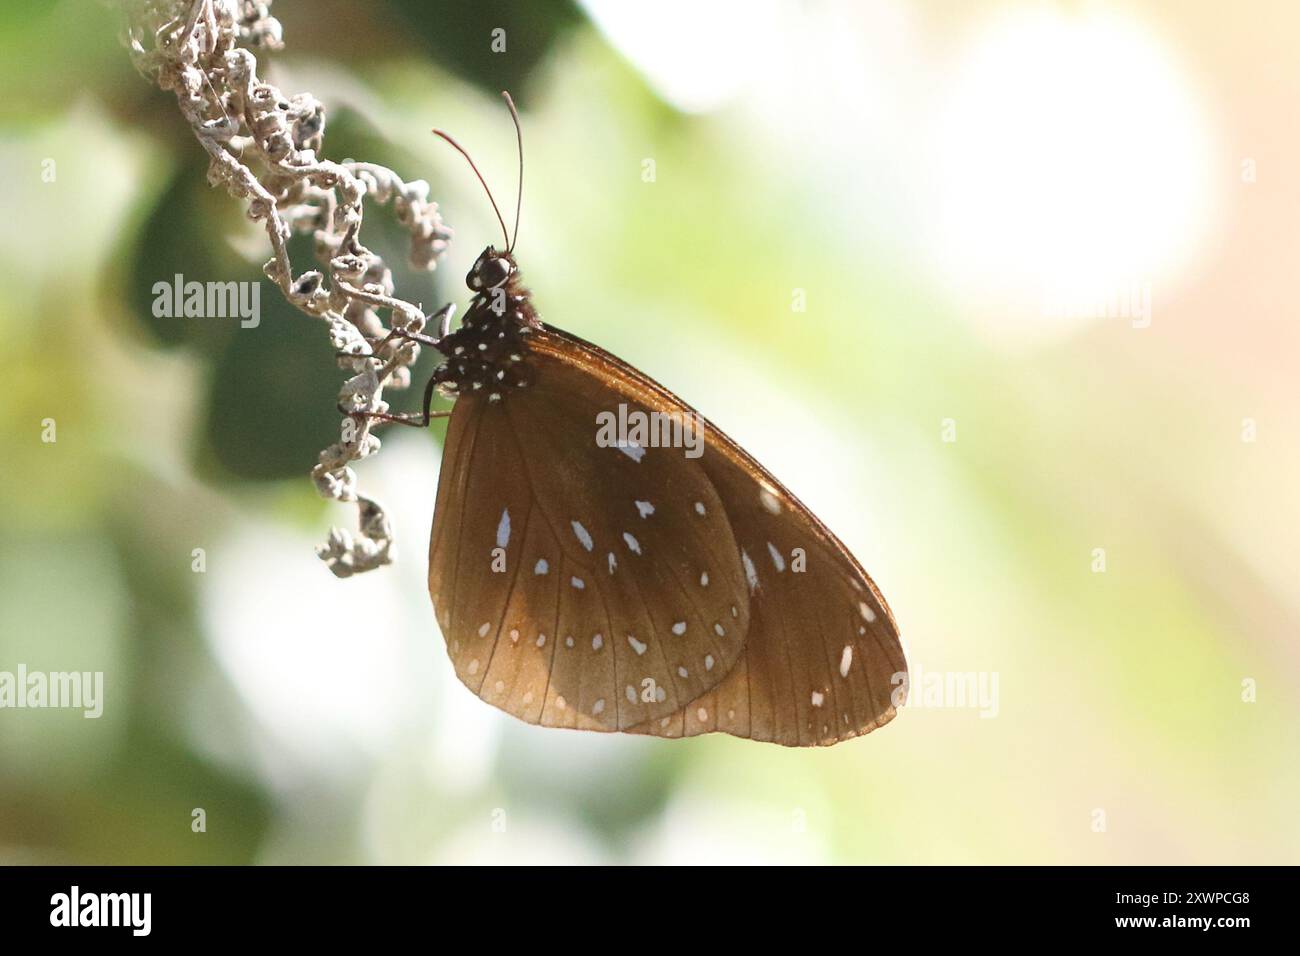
[501,90,523,253]
[431,126,511,250]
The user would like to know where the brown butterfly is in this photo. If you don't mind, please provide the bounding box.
[351,93,907,747]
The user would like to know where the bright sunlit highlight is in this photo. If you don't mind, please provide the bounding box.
[925,10,1217,338]
[579,0,784,113]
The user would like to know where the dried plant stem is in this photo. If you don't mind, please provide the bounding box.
[122,0,453,576]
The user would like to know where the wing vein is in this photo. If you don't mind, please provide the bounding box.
[442,405,486,634]
[479,497,534,689]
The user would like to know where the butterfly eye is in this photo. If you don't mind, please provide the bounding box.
[479,256,511,289]
[466,253,510,293]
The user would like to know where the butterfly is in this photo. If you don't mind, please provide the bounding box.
[349,93,908,747]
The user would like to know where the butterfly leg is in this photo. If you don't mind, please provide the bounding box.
[334,303,457,363]
[335,304,459,427]
[385,302,456,350]
[337,365,453,428]
[337,403,452,428]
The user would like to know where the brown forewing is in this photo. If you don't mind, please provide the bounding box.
[428,331,752,731]
[522,328,909,747]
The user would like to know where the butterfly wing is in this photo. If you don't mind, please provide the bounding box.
[428,330,753,732]
[632,472,907,746]
[523,327,908,747]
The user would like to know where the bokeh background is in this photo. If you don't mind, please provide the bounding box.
[1,0,1297,864]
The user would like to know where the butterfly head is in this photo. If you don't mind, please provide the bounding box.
[467,246,516,293]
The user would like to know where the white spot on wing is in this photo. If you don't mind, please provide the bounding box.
[635,500,655,518]
[741,549,759,593]
[496,508,511,548]
[759,488,781,514]
[534,558,548,575]
[477,622,491,637]
[704,654,714,671]
[767,542,786,572]
[623,532,641,554]
[840,645,853,677]
[627,634,647,656]
[858,601,876,623]
[592,699,605,715]
[571,520,593,551]
[592,633,603,650]
[811,691,825,707]
[694,501,706,516]
[571,576,585,589]
[608,552,617,573]
[671,621,686,635]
